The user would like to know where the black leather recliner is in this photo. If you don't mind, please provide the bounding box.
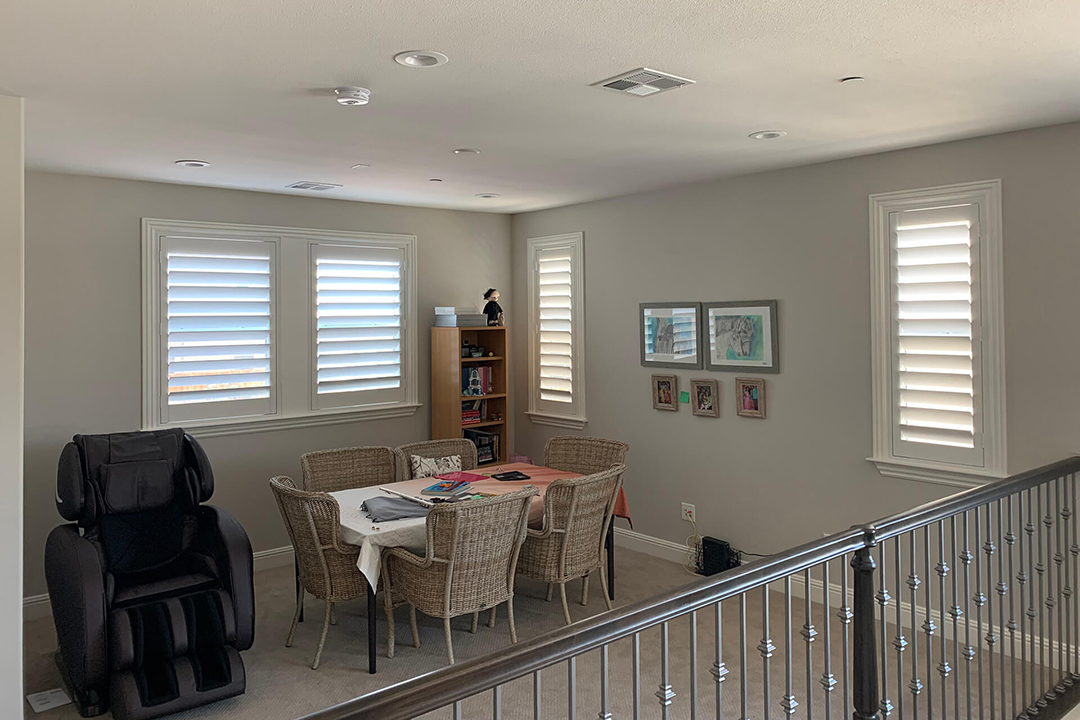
[45,429,254,719]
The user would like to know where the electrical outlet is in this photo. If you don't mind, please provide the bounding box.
[681,502,696,523]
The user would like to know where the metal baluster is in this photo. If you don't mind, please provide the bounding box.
[876,544,892,718]
[1038,483,1048,708]
[1062,476,1074,687]
[1007,496,1019,720]
[533,670,542,720]
[1044,480,1058,703]
[712,601,728,720]
[923,525,935,720]
[690,611,699,720]
[936,520,950,720]
[996,500,1008,717]
[894,536,906,720]
[493,684,503,720]
[1027,487,1039,712]
[782,578,797,718]
[598,644,611,720]
[760,584,775,720]
[1056,477,1068,694]
[568,656,577,720]
[1072,475,1080,681]
[801,569,816,720]
[657,621,675,719]
[822,561,836,720]
[950,517,962,720]
[984,502,997,720]
[633,633,641,720]
[454,701,463,720]
[908,532,922,720]
[839,555,853,718]
[1018,492,1031,720]
[741,593,749,720]
[962,511,974,720]
[975,505,986,720]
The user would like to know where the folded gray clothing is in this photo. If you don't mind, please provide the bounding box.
[361,496,430,522]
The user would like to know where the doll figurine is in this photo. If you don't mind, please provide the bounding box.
[482,288,504,326]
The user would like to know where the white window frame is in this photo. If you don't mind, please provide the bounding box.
[868,180,1006,487]
[142,218,419,437]
[526,232,587,430]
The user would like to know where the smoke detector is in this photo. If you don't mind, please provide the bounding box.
[335,87,371,106]
[592,68,694,97]
[287,181,343,192]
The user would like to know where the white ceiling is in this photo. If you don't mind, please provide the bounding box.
[4,0,1080,213]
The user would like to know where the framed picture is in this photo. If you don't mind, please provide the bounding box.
[651,374,678,411]
[704,300,779,373]
[735,377,766,419]
[640,303,703,369]
[690,379,719,417]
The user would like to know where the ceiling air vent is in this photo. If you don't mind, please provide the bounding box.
[592,68,695,97]
[286,181,343,191]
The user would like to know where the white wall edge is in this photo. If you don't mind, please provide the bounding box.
[614,526,688,565]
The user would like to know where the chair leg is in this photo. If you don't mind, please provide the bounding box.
[471,612,479,634]
[488,606,497,628]
[409,605,420,648]
[329,601,337,626]
[558,582,571,625]
[508,597,518,643]
[312,600,332,670]
[286,586,305,647]
[599,564,613,612]
[443,617,455,665]
[580,575,590,606]
[545,583,553,602]
[383,599,396,659]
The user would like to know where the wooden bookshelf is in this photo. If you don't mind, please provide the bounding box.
[431,325,508,465]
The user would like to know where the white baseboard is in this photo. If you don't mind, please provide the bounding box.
[23,545,296,623]
[613,527,688,565]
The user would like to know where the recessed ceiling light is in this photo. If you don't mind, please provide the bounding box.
[839,76,865,83]
[175,159,210,168]
[475,193,500,199]
[454,148,481,155]
[335,86,371,106]
[749,130,787,140]
[350,163,371,169]
[394,50,449,68]
[429,178,444,182]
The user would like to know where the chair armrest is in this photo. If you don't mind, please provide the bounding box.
[382,545,431,568]
[45,524,108,694]
[196,505,255,651]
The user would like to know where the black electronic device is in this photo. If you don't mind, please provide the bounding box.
[702,536,741,576]
[492,471,530,481]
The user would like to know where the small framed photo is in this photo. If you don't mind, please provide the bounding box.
[640,303,703,369]
[735,377,766,418]
[690,379,719,417]
[652,374,678,411]
[704,300,779,373]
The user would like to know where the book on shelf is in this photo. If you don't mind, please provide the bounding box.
[435,306,476,316]
[461,366,494,395]
[435,313,487,327]
[464,428,500,464]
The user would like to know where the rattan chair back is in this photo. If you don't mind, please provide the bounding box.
[300,445,397,493]
[394,438,479,481]
[543,436,629,476]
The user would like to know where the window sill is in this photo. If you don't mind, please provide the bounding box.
[525,411,587,431]
[153,403,422,439]
[868,457,1007,489]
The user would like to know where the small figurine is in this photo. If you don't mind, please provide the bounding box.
[482,288,504,326]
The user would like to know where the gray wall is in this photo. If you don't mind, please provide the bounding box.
[23,172,511,597]
[511,122,1080,557]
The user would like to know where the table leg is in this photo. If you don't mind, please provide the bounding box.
[367,584,377,674]
[295,557,304,622]
[606,521,615,601]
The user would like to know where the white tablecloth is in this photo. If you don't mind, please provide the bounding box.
[330,486,429,591]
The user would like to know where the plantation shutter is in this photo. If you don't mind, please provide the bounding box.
[537,245,575,405]
[161,236,275,422]
[891,203,983,465]
[312,242,405,409]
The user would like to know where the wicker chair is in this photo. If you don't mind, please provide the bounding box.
[270,476,382,669]
[300,445,397,493]
[544,436,630,477]
[394,438,479,481]
[517,464,625,625]
[381,487,538,664]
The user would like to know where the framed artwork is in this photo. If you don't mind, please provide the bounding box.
[651,374,678,411]
[640,303,703,369]
[690,379,719,417]
[735,377,766,418]
[704,300,779,373]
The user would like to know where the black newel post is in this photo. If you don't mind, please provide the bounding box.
[851,546,880,720]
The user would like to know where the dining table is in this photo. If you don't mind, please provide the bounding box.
[297,462,632,674]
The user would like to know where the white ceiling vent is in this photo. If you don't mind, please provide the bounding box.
[592,68,695,97]
[286,181,343,191]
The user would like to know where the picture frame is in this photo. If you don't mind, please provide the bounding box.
[651,374,678,411]
[640,302,703,369]
[704,300,779,373]
[735,377,766,419]
[690,379,719,417]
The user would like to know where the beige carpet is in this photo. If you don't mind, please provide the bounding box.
[24,549,1057,720]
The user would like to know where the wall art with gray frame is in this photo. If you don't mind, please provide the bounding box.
[639,302,703,369]
[704,300,779,373]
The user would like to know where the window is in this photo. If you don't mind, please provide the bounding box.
[143,219,418,436]
[869,181,1006,486]
[526,232,586,429]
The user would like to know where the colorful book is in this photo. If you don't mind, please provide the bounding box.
[420,479,473,497]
